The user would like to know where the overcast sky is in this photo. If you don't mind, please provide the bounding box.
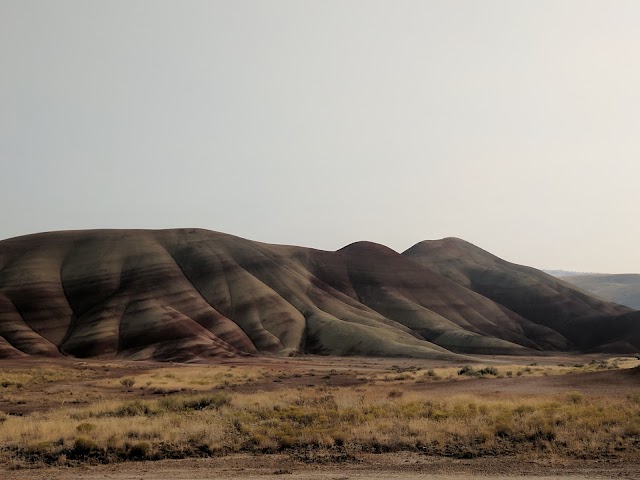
[1,1,639,273]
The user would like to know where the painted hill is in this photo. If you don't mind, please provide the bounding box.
[552,273,640,310]
[0,230,637,362]
[402,238,637,352]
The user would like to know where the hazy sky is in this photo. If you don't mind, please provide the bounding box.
[1,1,639,273]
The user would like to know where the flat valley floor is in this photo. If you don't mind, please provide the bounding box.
[1,354,639,479]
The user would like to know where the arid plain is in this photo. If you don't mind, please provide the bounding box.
[1,354,640,478]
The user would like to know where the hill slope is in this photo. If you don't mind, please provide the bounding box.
[554,274,640,310]
[403,238,637,352]
[0,230,636,361]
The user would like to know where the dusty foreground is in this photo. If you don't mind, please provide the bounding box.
[3,453,640,479]
[1,354,639,478]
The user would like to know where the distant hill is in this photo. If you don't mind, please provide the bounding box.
[543,270,603,277]
[553,274,640,310]
[0,229,637,361]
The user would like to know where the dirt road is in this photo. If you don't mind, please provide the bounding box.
[3,454,639,480]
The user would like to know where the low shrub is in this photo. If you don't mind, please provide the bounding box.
[458,365,497,376]
[76,423,96,433]
[25,441,54,454]
[128,441,151,459]
[159,393,231,412]
[458,365,476,376]
[1,381,14,388]
[74,436,99,455]
[477,366,498,376]
[111,400,156,417]
[120,378,136,389]
[566,391,584,404]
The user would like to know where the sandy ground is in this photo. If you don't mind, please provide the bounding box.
[3,453,639,479]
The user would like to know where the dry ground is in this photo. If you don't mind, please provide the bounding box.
[3,453,640,479]
[1,354,639,478]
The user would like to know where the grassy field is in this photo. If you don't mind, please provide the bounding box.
[0,355,639,469]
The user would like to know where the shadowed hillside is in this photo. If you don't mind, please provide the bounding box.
[0,230,637,361]
[554,273,640,310]
[403,238,637,352]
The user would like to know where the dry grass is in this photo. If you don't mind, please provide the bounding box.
[0,366,94,389]
[362,357,640,385]
[1,387,638,464]
[0,356,639,467]
[93,365,276,394]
